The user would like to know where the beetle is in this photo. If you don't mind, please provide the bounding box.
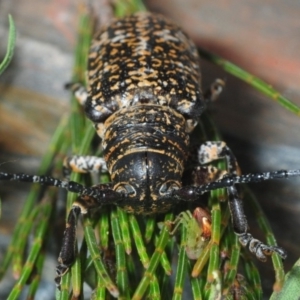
[0,12,299,290]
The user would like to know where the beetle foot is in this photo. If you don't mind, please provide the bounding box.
[237,233,287,261]
[55,264,69,290]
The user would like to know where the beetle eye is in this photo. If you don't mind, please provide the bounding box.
[115,183,136,197]
[159,181,180,196]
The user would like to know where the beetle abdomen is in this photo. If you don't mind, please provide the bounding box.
[85,12,205,123]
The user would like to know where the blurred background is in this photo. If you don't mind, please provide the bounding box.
[0,0,300,297]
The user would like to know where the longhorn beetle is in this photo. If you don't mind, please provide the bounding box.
[0,12,300,290]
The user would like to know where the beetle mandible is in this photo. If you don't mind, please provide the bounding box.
[1,12,300,289]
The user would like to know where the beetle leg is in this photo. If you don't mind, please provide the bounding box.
[55,183,119,288]
[204,78,225,102]
[65,82,88,106]
[195,141,287,261]
[227,185,287,261]
[63,155,107,177]
[198,141,240,175]
[55,196,94,288]
[190,165,227,185]
[55,204,81,288]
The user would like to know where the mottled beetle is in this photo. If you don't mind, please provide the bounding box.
[1,12,300,290]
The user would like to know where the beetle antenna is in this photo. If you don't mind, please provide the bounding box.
[0,172,121,201]
[202,169,300,192]
[0,172,85,194]
[175,169,300,198]
[196,170,300,194]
